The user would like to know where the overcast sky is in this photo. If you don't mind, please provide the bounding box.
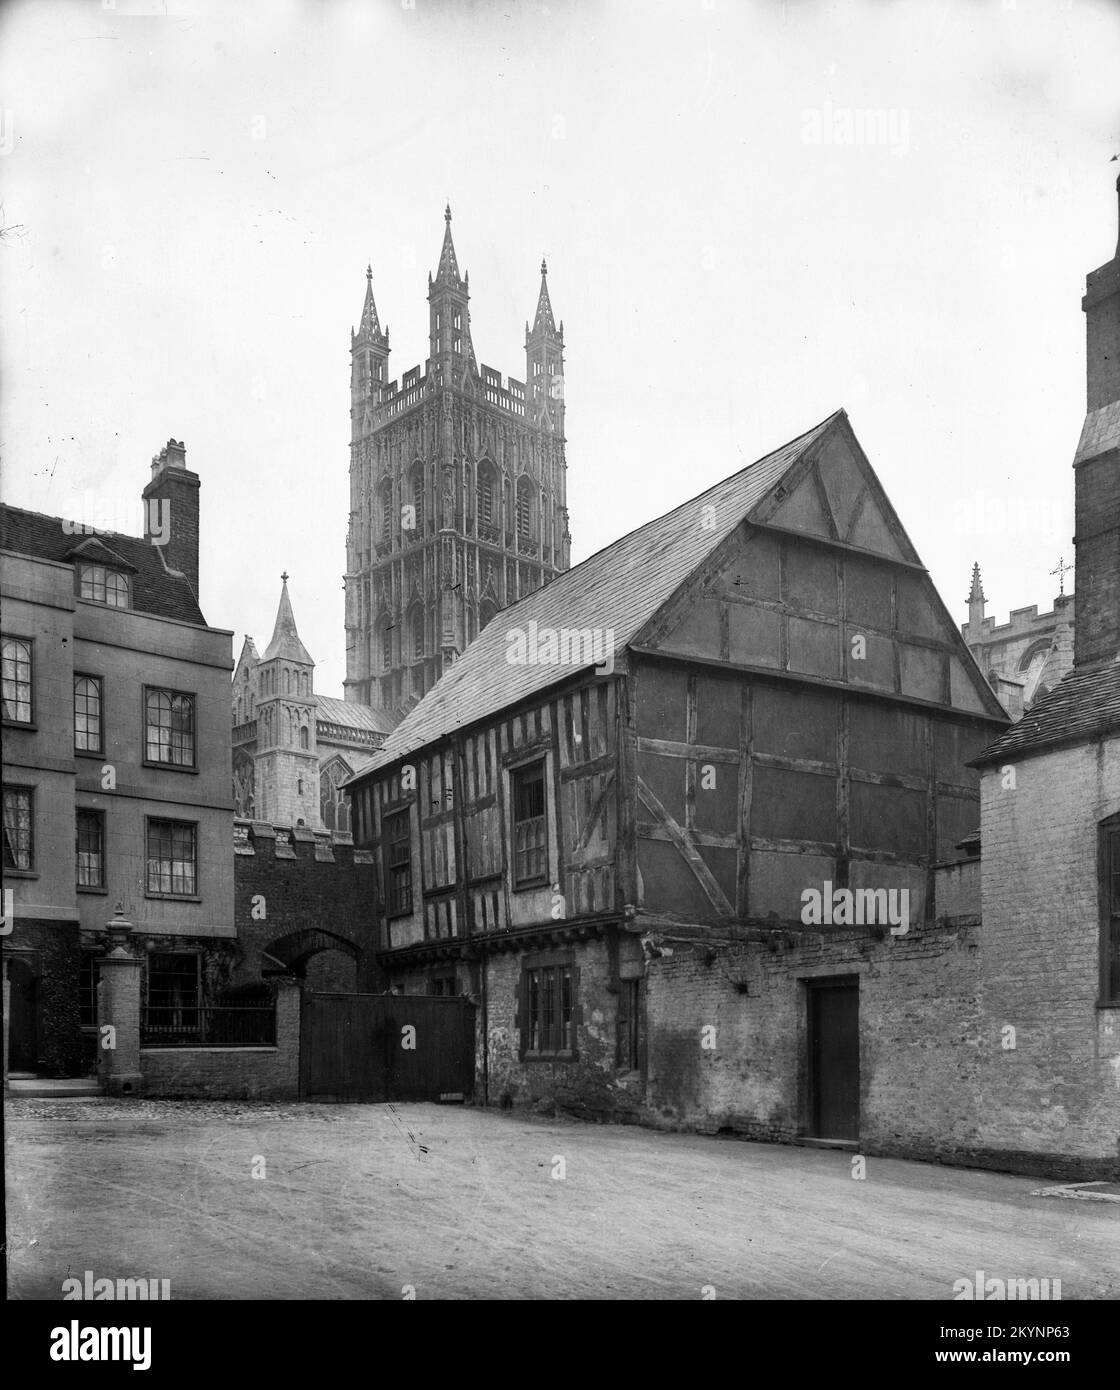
[2,0,1118,698]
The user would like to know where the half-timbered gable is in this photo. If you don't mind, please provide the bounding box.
[346,409,1010,1133]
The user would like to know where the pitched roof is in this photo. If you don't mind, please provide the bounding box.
[971,659,1120,765]
[0,503,207,625]
[316,695,400,737]
[360,410,844,774]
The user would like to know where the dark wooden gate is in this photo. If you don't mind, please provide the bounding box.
[301,993,475,1102]
[808,978,860,1140]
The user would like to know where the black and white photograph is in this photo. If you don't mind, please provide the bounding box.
[2,0,1119,1337]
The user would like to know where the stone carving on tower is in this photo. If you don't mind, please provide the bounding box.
[343,207,572,711]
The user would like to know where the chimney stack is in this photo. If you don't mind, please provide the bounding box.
[142,437,200,599]
[1072,176,1120,667]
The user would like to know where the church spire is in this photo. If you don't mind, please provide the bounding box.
[359,264,381,338]
[531,259,556,336]
[264,573,314,664]
[967,562,986,629]
[432,203,463,288]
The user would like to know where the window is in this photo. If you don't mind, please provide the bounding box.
[381,484,393,543]
[477,468,494,525]
[145,689,195,767]
[2,786,33,871]
[380,623,393,670]
[430,972,457,997]
[1102,816,1120,1004]
[299,725,309,751]
[147,953,199,1033]
[412,468,424,518]
[512,760,547,887]
[2,636,33,723]
[618,978,640,1070]
[74,675,103,753]
[517,486,532,541]
[523,956,576,1056]
[78,564,129,608]
[146,819,197,896]
[383,809,412,917]
[412,610,424,661]
[76,809,105,888]
[79,952,101,1029]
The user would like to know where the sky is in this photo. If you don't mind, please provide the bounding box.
[1,0,1118,699]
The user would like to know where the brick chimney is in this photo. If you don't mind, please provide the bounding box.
[142,438,200,598]
[1073,174,1120,667]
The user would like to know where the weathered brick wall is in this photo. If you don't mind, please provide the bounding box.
[231,820,382,992]
[480,938,644,1120]
[642,924,984,1161]
[978,739,1120,1174]
[141,981,301,1099]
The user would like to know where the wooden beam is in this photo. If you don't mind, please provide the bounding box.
[636,775,735,917]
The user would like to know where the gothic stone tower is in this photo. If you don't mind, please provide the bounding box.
[252,576,320,827]
[344,207,572,710]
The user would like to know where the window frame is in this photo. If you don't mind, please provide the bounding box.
[76,562,131,609]
[76,806,107,892]
[143,686,197,772]
[519,948,578,1061]
[73,673,104,755]
[1,634,35,727]
[2,783,35,874]
[145,816,199,899]
[1100,813,1120,1007]
[383,807,413,919]
[510,758,549,889]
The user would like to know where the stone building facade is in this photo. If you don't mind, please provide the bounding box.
[2,441,236,1078]
[344,207,571,713]
[960,564,1074,720]
[231,579,397,831]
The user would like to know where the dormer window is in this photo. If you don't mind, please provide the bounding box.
[78,563,129,608]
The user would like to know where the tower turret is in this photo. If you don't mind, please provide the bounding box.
[256,574,320,827]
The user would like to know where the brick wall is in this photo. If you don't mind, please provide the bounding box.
[978,738,1120,1174]
[642,924,984,1162]
[232,819,382,992]
[141,979,300,1099]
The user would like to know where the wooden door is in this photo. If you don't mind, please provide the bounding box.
[808,979,859,1140]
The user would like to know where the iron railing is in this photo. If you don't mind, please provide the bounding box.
[141,1005,276,1048]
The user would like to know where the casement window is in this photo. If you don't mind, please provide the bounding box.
[145,688,196,768]
[146,818,197,896]
[1102,815,1120,1005]
[2,636,33,724]
[74,674,103,753]
[520,951,578,1059]
[383,809,412,917]
[77,563,129,608]
[511,760,548,887]
[147,952,200,1032]
[79,952,101,1029]
[76,808,105,889]
[2,785,33,871]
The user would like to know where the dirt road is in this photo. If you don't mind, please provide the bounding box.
[5,1099,1117,1300]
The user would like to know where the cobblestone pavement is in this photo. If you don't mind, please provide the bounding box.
[6,1099,1118,1300]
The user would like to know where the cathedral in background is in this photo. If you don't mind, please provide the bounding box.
[343,207,571,712]
[231,577,396,832]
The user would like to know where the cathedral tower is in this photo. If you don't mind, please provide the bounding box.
[344,208,572,710]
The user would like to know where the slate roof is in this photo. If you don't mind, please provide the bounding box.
[355,411,843,777]
[0,503,207,626]
[971,660,1120,765]
[316,695,400,738]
